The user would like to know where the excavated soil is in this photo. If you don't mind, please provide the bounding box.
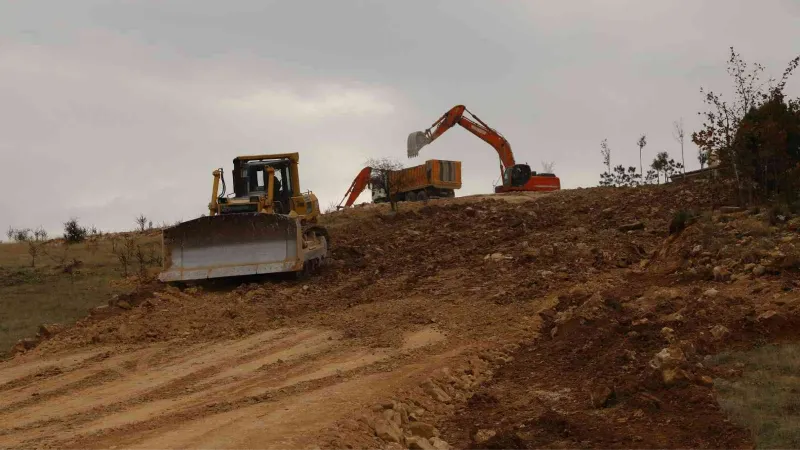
[2,183,799,449]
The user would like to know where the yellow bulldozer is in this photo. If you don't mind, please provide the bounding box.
[158,152,329,282]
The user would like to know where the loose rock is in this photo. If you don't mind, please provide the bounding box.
[408,422,437,439]
[473,429,497,445]
[430,437,452,450]
[374,419,402,444]
[421,379,451,403]
[619,222,645,232]
[407,436,436,450]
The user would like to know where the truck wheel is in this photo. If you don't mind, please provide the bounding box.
[417,191,429,203]
[405,191,417,202]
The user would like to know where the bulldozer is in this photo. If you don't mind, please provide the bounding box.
[158,153,328,282]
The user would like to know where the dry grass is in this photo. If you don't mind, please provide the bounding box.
[711,344,800,449]
[0,232,161,358]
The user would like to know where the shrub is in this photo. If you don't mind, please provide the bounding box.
[669,209,697,235]
[63,218,88,243]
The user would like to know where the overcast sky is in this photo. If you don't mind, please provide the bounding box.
[1,1,799,236]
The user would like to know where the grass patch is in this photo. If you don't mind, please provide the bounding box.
[711,344,800,449]
[0,232,161,358]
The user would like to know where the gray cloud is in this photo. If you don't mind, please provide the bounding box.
[1,1,799,235]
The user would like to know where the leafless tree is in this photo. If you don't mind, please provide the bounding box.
[672,118,685,174]
[135,214,148,232]
[28,242,39,268]
[364,157,407,212]
[600,139,611,173]
[636,134,647,176]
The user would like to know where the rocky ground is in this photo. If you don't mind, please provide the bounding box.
[1,181,799,449]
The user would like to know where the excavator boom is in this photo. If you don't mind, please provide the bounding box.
[408,104,560,193]
[408,105,515,178]
[337,166,372,209]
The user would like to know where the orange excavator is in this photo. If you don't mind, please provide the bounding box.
[407,105,560,193]
[337,167,381,209]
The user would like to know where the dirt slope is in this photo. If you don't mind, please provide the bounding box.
[1,183,798,449]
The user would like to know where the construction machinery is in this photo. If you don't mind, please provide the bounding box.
[158,153,328,282]
[337,159,462,209]
[407,105,560,193]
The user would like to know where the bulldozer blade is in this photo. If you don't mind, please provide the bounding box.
[158,213,314,282]
[407,131,430,158]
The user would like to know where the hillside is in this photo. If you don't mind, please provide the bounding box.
[1,182,799,449]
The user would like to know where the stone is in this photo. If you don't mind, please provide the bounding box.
[117,300,132,310]
[703,288,719,298]
[662,367,691,387]
[757,310,779,322]
[691,245,703,256]
[383,409,402,428]
[408,422,437,439]
[374,419,402,444]
[37,323,64,339]
[12,337,40,354]
[421,379,451,403]
[697,375,714,387]
[407,436,436,450]
[744,263,756,272]
[473,429,497,445]
[619,222,645,232]
[753,265,766,277]
[590,385,615,408]
[430,437,452,450]
[713,266,730,282]
[710,325,730,341]
[429,437,453,450]
[661,327,676,343]
[649,346,686,370]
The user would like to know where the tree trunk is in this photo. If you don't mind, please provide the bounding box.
[681,141,685,174]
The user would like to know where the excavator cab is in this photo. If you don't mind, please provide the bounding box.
[504,164,532,188]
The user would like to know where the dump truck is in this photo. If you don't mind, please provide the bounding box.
[159,153,328,282]
[337,159,462,208]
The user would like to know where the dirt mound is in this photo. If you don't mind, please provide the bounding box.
[3,181,800,449]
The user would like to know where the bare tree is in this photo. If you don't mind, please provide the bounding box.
[28,241,39,268]
[364,157,406,212]
[636,134,647,176]
[541,161,555,174]
[672,118,685,174]
[600,139,611,173]
[135,214,148,232]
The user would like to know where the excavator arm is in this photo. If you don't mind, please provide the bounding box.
[337,166,373,209]
[408,105,516,179]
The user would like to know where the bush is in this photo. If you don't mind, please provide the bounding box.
[63,218,88,243]
[7,226,32,242]
[669,209,697,235]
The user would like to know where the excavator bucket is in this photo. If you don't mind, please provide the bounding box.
[158,213,318,282]
[407,131,431,158]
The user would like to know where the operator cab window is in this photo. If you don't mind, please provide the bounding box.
[247,164,267,193]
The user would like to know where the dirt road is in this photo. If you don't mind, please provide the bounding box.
[1,324,470,449]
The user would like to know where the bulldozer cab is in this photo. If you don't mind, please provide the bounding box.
[232,156,296,214]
